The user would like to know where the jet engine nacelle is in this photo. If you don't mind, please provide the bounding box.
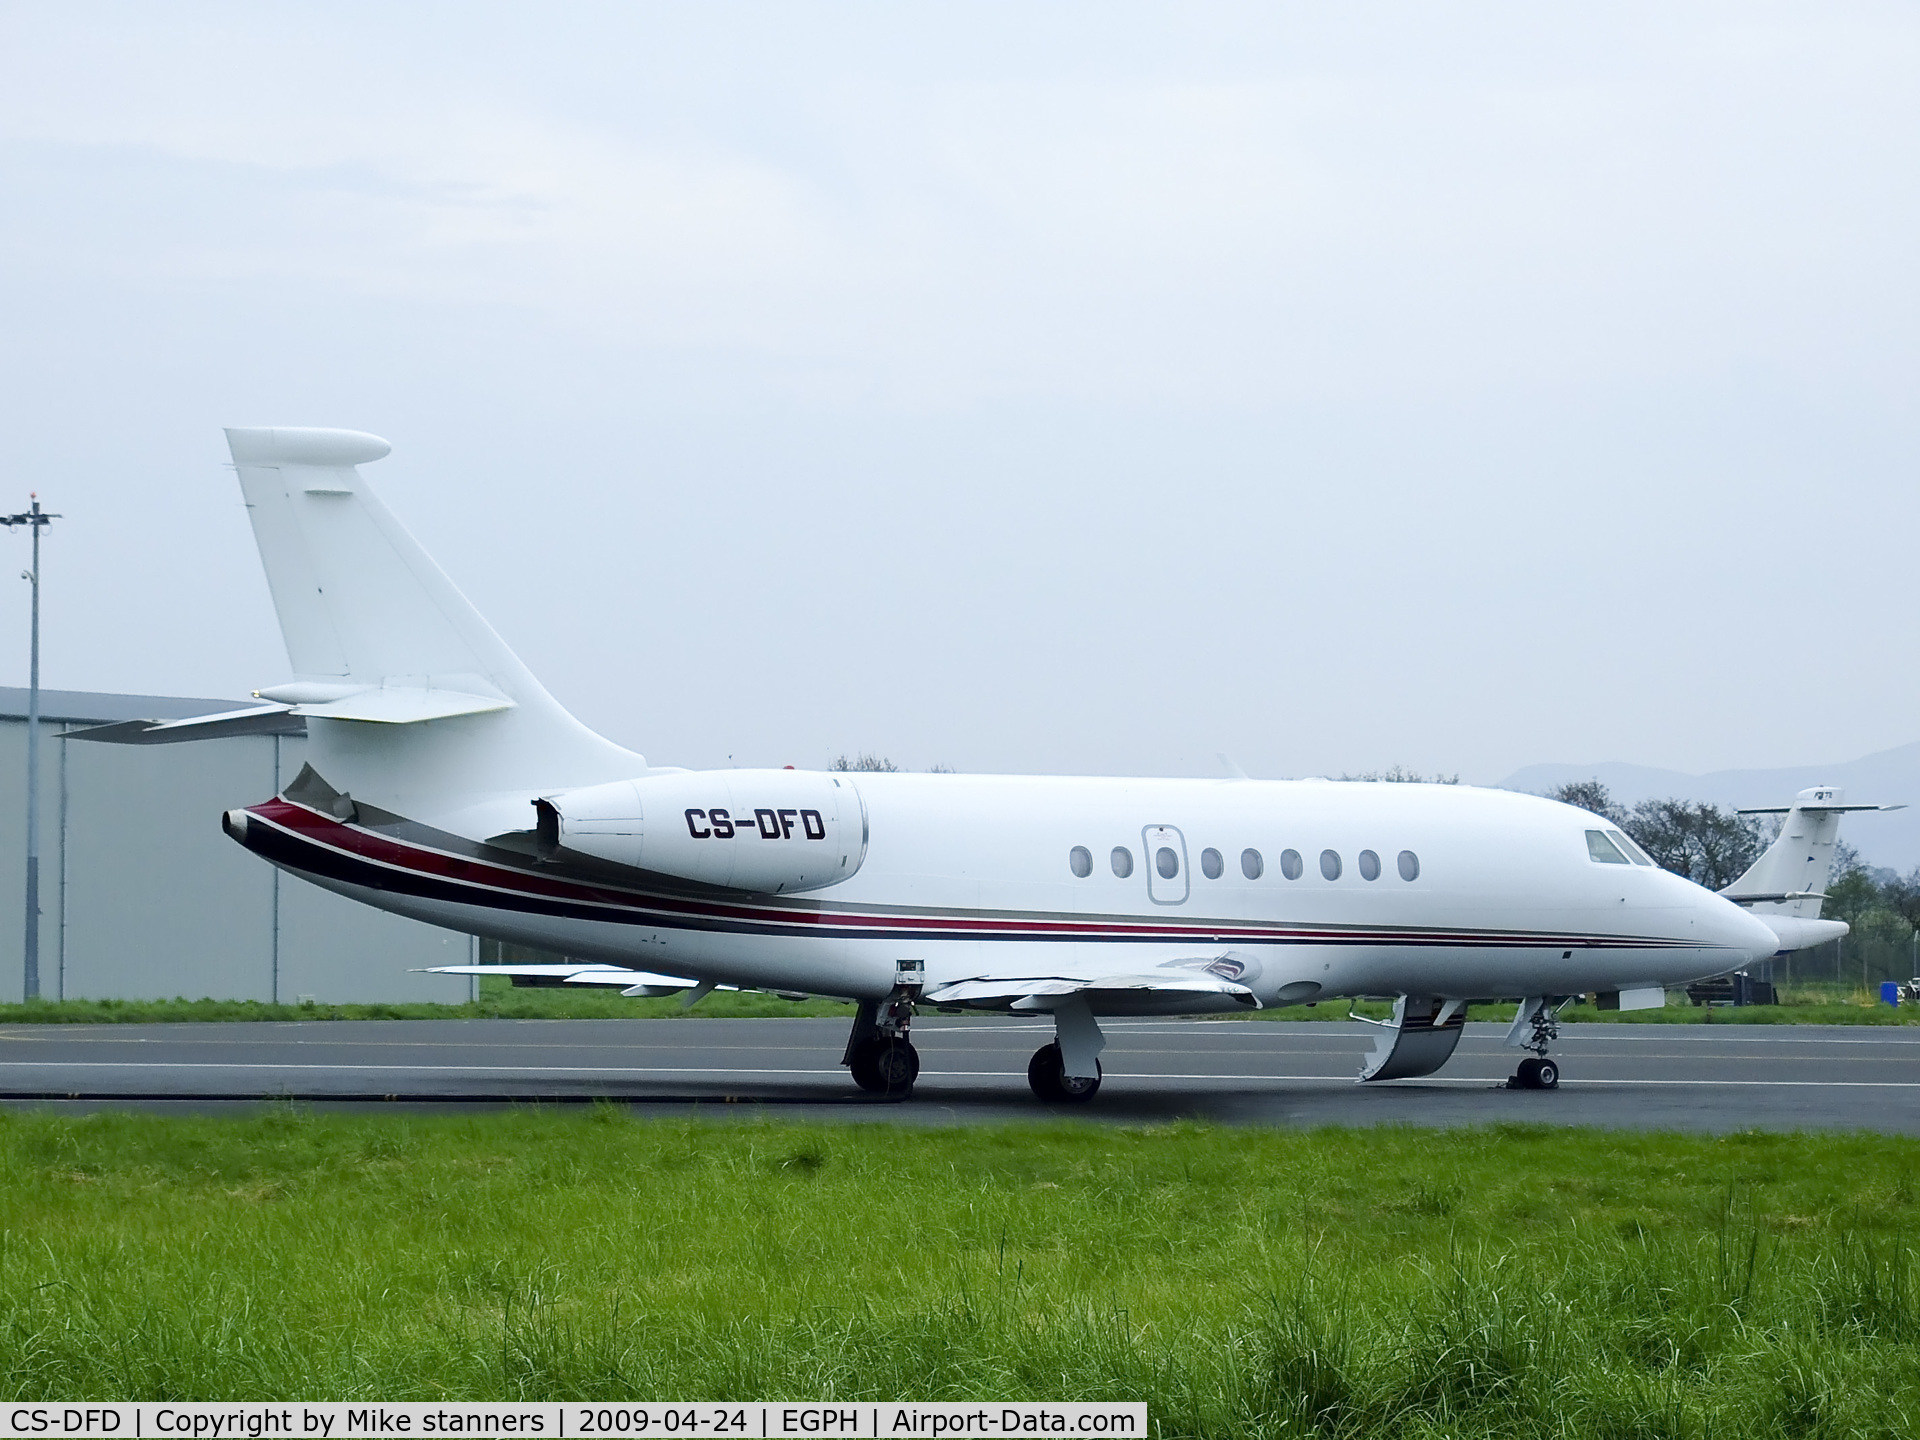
[540,769,867,893]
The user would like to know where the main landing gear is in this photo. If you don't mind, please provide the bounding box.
[1025,998,1105,1104]
[843,961,924,1097]
[1505,995,1567,1090]
[1027,1043,1101,1102]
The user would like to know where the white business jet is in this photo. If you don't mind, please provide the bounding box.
[81,428,1850,1101]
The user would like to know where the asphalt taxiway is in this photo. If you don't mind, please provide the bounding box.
[2,1016,1916,1130]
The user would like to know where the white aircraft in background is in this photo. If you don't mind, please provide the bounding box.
[76,428,1894,1102]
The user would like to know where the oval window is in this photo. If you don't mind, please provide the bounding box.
[1241,848,1264,880]
[1111,846,1134,878]
[1069,845,1092,878]
[1280,848,1303,880]
[1320,849,1342,881]
[1156,847,1179,880]
[1200,847,1223,879]
[1398,849,1420,882]
[1358,849,1381,881]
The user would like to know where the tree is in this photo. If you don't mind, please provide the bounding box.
[1881,869,1920,937]
[1822,854,1883,990]
[1884,869,1920,982]
[1823,862,1879,933]
[1621,798,1766,891]
[830,754,899,772]
[1548,779,1628,826]
[1342,767,1461,783]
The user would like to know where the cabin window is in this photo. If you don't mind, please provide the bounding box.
[1397,849,1420,881]
[1280,848,1303,880]
[1200,847,1224,879]
[1156,846,1180,880]
[1358,849,1381,881]
[1585,830,1630,864]
[1069,845,1092,878]
[1320,849,1342,880]
[1111,846,1135,878]
[1608,829,1655,866]
[1241,847,1264,880]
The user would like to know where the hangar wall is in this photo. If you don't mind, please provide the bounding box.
[0,688,476,1004]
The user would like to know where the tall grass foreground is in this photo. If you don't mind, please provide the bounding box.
[2,1110,1917,1437]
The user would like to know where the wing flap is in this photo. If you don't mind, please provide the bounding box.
[925,972,1258,1012]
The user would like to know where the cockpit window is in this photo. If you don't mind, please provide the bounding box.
[1585,830,1630,864]
[1607,829,1655,866]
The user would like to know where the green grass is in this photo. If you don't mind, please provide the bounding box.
[7,978,1914,1026]
[0,981,860,1024]
[2,1112,1919,1435]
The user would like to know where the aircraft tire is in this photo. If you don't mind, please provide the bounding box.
[1512,1057,1559,1090]
[850,1037,918,1095]
[1027,1043,1102,1103]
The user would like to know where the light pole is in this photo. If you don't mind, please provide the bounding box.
[2,497,60,1000]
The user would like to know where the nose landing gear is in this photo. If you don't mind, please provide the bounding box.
[1512,1055,1560,1090]
[1506,995,1567,1090]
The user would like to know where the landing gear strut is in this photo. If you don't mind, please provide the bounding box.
[843,960,923,1096]
[1026,997,1105,1103]
[1505,995,1567,1090]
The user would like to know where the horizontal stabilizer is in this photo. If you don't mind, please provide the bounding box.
[63,684,512,743]
[1737,803,1904,815]
[294,686,513,724]
[66,704,307,745]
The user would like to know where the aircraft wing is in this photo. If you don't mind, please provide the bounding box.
[419,963,709,997]
[923,972,1258,1013]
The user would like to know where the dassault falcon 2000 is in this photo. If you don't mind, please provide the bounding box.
[76,428,1886,1102]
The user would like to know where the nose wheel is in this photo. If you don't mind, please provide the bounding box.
[1505,996,1567,1089]
[1509,1056,1560,1090]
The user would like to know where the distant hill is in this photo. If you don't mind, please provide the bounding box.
[1500,741,1920,872]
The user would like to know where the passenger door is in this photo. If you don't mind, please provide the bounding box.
[1142,825,1189,905]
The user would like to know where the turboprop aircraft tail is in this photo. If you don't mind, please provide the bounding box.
[95,427,643,835]
[1721,786,1903,952]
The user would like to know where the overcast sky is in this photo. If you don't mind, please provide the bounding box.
[1,2,1915,783]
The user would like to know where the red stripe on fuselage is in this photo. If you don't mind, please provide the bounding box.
[242,798,1697,952]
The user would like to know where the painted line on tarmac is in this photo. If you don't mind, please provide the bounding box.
[0,1061,857,1077]
[924,1023,1920,1045]
[1132,1075,1920,1088]
[5,1061,1920,1090]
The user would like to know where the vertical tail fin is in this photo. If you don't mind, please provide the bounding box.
[1721,787,1901,918]
[225,427,641,831]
